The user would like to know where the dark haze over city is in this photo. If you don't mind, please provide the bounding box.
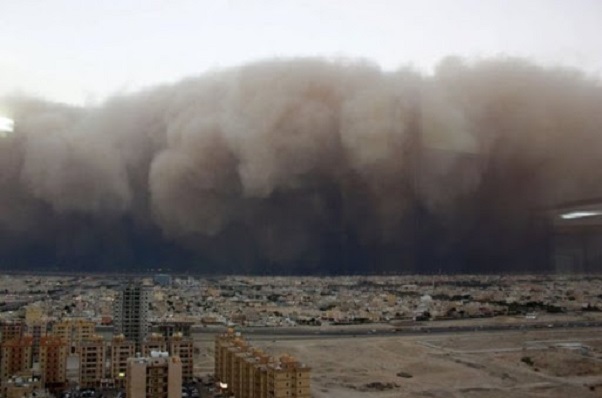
[1,57,602,274]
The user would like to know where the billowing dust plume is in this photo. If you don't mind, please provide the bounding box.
[1,57,602,273]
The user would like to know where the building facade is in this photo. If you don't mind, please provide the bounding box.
[51,319,95,347]
[79,336,105,389]
[169,333,194,383]
[215,329,311,398]
[110,334,135,388]
[0,322,24,345]
[25,322,46,363]
[141,333,194,383]
[0,336,33,393]
[267,355,311,398]
[113,283,151,350]
[126,353,182,398]
[39,336,68,391]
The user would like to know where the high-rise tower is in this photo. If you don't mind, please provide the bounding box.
[113,283,151,350]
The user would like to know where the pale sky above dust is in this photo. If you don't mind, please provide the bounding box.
[1,0,601,105]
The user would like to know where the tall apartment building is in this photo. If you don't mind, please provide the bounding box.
[0,322,24,345]
[249,348,271,398]
[214,329,234,383]
[0,320,27,391]
[126,353,182,398]
[169,333,194,383]
[39,336,68,391]
[230,347,251,398]
[215,329,311,398]
[0,335,33,393]
[141,333,194,383]
[79,335,105,389]
[51,319,95,347]
[267,355,311,398]
[25,322,46,362]
[110,334,135,388]
[114,283,151,350]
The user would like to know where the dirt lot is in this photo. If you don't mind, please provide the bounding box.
[195,328,602,398]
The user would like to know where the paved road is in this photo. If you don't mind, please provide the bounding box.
[193,320,602,340]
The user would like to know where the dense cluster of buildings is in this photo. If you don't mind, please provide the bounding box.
[4,273,602,332]
[3,272,602,396]
[0,276,315,397]
[166,274,602,326]
[0,282,194,398]
[215,329,311,398]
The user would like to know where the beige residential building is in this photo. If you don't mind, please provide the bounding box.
[1,335,33,393]
[126,353,182,398]
[110,335,135,388]
[215,329,311,398]
[141,333,194,383]
[25,322,46,362]
[0,322,24,345]
[267,355,311,398]
[39,336,68,390]
[169,333,194,382]
[79,335,105,389]
[215,328,245,383]
[51,319,95,346]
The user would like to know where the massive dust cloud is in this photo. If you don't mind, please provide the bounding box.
[1,57,602,274]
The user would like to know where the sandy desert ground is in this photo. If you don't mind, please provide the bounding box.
[195,327,602,397]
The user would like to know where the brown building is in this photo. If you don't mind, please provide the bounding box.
[214,329,238,384]
[215,329,311,398]
[51,319,95,347]
[126,353,182,398]
[25,322,46,362]
[79,335,105,389]
[39,336,68,391]
[0,322,24,345]
[267,355,311,398]
[142,332,194,383]
[169,333,194,383]
[1,335,33,393]
[110,334,135,388]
